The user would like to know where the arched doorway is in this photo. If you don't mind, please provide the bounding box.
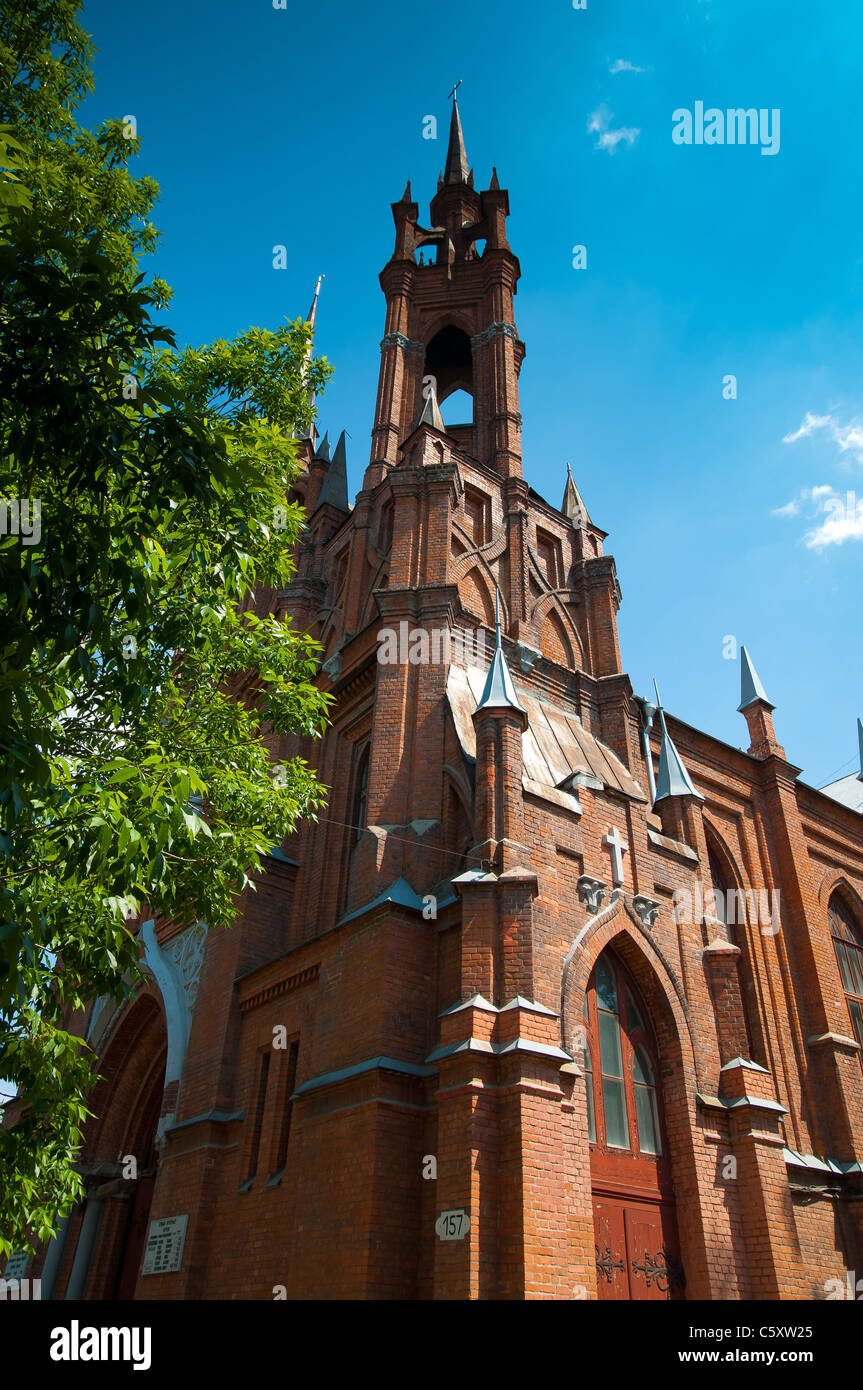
[584,947,684,1300]
[72,991,168,1300]
[112,1055,164,1299]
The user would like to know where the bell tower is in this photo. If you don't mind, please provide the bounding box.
[365,91,525,488]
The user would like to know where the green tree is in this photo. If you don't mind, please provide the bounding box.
[0,0,332,1254]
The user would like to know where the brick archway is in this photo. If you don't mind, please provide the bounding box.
[560,897,721,1299]
[55,989,168,1300]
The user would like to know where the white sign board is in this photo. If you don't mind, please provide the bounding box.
[3,1251,29,1281]
[141,1214,188,1275]
[435,1209,471,1242]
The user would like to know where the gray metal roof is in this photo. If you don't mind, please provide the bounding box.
[447,664,645,803]
[820,772,863,814]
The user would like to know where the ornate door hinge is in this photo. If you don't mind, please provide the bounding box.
[631,1247,685,1294]
[595,1244,625,1284]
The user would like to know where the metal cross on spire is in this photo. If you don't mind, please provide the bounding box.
[448,79,463,102]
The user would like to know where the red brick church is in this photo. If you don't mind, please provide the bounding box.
[18,97,863,1301]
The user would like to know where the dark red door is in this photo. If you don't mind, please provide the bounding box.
[115,1174,156,1301]
[584,949,684,1300]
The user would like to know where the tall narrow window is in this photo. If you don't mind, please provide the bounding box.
[245,1050,270,1185]
[829,893,863,1053]
[273,1041,299,1177]
[707,845,729,929]
[584,949,664,1158]
[353,744,370,841]
[595,956,629,1149]
[583,996,596,1143]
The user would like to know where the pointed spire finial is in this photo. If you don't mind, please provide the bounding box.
[307,274,324,331]
[489,166,500,191]
[400,179,412,202]
[474,588,524,716]
[652,680,703,803]
[444,81,470,185]
[738,645,774,712]
[562,462,590,525]
[416,381,445,432]
[313,429,349,515]
[313,429,331,463]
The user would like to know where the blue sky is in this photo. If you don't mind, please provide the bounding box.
[78,0,863,792]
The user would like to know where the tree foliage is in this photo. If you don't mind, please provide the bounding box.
[0,0,332,1254]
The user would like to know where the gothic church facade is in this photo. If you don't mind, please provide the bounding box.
[18,99,863,1302]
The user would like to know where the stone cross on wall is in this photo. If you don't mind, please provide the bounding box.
[603,826,628,886]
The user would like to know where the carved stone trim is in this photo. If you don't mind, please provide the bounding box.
[577,875,607,915]
[380,332,425,356]
[632,895,661,931]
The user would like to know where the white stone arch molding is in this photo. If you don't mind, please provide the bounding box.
[138,919,208,1101]
[559,895,696,1079]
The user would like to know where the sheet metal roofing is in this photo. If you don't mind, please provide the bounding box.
[446,663,646,804]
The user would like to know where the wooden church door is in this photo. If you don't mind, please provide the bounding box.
[584,949,685,1300]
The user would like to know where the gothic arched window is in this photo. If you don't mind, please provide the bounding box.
[705,836,761,1062]
[829,892,863,1052]
[583,950,662,1156]
[707,844,729,928]
[353,744,370,842]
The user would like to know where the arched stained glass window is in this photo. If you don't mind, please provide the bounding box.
[829,892,863,1052]
[584,949,662,1157]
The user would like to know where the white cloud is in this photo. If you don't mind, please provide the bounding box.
[587,105,640,153]
[772,483,863,549]
[782,410,863,462]
[804,489,863,550]
[609,59,646,75]
[782,411,832,444]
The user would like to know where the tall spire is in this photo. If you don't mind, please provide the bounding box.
[298,274,324,444]
[474,589,524,714]
[652,681,703,803]
[857,717,863,782]
[444,85,470,185]
[738,645,774,712]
